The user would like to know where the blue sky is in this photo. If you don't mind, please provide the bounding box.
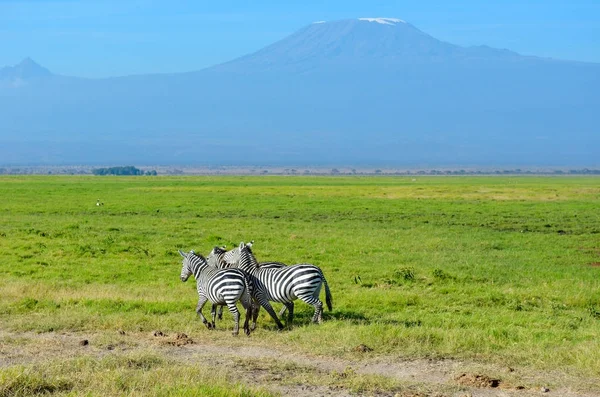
[1,0,599,77]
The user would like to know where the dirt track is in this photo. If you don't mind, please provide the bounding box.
[1,329,597,397]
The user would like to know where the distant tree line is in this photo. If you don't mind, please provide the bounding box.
[91,166,157,176]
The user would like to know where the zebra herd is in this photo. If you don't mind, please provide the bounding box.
[178,241,333,336]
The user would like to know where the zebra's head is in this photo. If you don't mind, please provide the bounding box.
[178,250,194,282]
[206,245,227,267]
[237,241,259,271]
[241,241,254,254]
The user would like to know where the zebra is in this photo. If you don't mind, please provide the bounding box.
[207,244,287,325]
[236,242,333,327]
[178,249,254,336]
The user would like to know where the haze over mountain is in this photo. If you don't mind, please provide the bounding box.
[0,58,53,82]
[0,18,598,166]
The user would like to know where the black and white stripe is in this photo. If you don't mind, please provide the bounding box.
[207,244,285,324]
[236,242,333,327]
[208,244,288,319]
[206,245,285,330]
[178,250,253,336]
[222,241,252,266]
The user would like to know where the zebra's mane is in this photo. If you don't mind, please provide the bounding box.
[210,246,227,255]
[206,246,228,267]
[187,250,208,266]
[238,241,260,268]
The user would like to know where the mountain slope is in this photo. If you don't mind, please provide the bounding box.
[0,57,52,80]
[213,18,521,74]
[0,19,598,166]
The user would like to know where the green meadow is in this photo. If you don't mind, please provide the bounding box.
[1,175,599,395]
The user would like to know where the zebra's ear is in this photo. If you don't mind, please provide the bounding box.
[178,250,186,258]
[239,242,246,250]
[246,240,254,248]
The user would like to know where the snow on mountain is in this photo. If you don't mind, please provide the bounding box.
[358,17,406,25]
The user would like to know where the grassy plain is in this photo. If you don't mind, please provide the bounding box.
[1,175,599,395]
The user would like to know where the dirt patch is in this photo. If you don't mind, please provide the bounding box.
[588,262,600,267]
[455,373,500,388]
[353,344,373,353]
[151,330,194,346]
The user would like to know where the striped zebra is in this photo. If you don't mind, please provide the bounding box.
[236,242,333,327]
[207,244,286,325]
[178,250,254,336]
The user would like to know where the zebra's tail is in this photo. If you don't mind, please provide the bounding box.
[323,275,333,312]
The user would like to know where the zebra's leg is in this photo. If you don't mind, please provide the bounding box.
[239,291,254,336]
[250,299,261,331]
[278,305,288,317]
[210,304,218,329]
[195,296,212,329]
[284,302,294,328]
[248,298,260,331]
[310,283,325,323]
[312,300,324,324]
[217,305,223,321]
[241,298,253,336]
[256,296,284,330]
[298,294,324,324]
[225,301,241,336]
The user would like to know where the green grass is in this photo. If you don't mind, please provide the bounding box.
[1,175,600,390]
[0,353,275,397]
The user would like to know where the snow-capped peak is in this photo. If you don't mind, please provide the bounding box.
[358,17,405,25]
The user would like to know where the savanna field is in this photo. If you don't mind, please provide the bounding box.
[1,175,599,396]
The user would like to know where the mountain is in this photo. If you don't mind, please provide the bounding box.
[0,18,598,166]
[214,18,521,73]
[0,57,53,85]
